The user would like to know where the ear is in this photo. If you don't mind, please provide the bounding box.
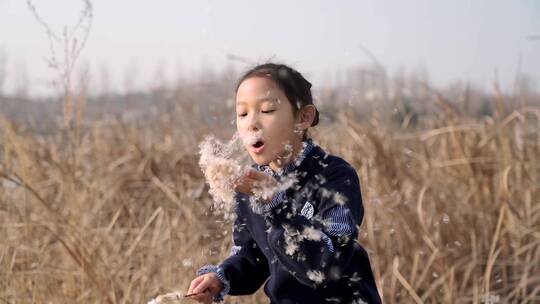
[296,105,317,131]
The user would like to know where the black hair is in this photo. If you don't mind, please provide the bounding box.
[235,63,319,140]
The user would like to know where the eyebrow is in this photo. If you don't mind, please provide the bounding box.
[236,96,278,105]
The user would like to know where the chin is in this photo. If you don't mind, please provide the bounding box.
[248,153,272,166]
[251,156,270,166]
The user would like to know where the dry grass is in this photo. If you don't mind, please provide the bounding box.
[0,94,539,303]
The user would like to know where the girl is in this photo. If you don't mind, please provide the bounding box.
[188,63,382,304]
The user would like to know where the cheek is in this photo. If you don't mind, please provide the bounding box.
[236,121,254,148]
[236,119,246,132]
[266,117,296,141]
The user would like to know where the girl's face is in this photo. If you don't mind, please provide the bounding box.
[236,77,302,168]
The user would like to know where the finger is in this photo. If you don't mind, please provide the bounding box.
[235,177,258,194]
[249,170,268,180]
[191,289,212,303]
[243,177,258,188]
[234,174,254,188]
[192,276,210,295]
[244,168,257,178]
[247,171,276,187]
[201,290,214,304]
[242,168,261,179]
[188,276,203,294]
[188,276,204,294]
[250,169,272,181]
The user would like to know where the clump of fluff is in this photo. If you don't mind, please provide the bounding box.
[199,132,302,217]
[238,129,263,146]
[147,291,184,304]
[283,224,324,256]
[307,270,326,284]
[198,132,251,214]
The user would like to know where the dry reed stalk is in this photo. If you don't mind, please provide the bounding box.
[393,261,423,304]
[1,103,539,302]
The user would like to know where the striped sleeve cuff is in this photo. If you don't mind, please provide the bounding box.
[322,205,355,236]
[196,265,230,302]
[320,233,335,253]
[249,191,286,216]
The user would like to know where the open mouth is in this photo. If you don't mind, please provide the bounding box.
[252,140,265,153]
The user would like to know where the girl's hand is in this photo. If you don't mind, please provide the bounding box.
[234,169,277,202]
[187,273,224,304]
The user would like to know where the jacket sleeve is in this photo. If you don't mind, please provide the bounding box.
[217,206,271,295]
[261,163,364,287]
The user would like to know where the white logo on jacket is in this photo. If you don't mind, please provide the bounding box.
[300,201,315,219]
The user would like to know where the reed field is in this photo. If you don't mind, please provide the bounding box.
[0,78,539,303]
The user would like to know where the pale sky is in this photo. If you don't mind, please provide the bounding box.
[1,0,539,96]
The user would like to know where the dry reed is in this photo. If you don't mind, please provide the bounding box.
[0,97,539,303]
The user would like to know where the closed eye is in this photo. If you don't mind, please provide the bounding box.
[262,110,275,114]
[237,113,247,117]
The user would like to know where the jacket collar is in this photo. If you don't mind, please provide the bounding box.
[255,138,316,177]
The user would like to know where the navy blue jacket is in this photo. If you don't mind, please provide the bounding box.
[200,142,382,304]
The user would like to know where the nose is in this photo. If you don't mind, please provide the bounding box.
[246,112,261,132]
